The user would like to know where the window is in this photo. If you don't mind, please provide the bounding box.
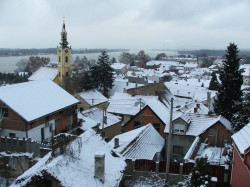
[59,56,61,62]
[209,129,216,136]
[173,145,183,155]
[153,122,160,132]
[59,72,61,77]
[134,121,142,129]
[9,133,16,138]
[49,124,52,132]
[66,72,68,77]
[0,107,8,118]
[173,123,185,134]
[55,118,59,125]
[65,56,68,63]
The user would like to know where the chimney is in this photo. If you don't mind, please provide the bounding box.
[114,138,119,148]
[94,152,105,183]
[194,107,198,113]
[126,81,129,86]
[196,103,200,108]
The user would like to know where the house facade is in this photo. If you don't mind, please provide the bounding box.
[0,80,79,142]
[231,123,250,187]
[123,105,166,138]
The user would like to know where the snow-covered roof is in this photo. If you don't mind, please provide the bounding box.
[168,79,211,88]
[108,79,144,96]
[165,113,232,136]
[111,63,126,70]
[78,108,121,130]
[0,80,79,122]
[109,124,164,160]
[13,129,126,187]
[28,67,58,81]
[77,89,108,106]
[194,143,230,165]
[184,62,198,68]
[164,82,217,102]
[107,92,159,116]
[232,123,250,154]
[177,102,209,114]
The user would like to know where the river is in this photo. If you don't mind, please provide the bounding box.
[0,50,178,73]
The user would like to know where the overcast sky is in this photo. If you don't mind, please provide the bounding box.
[1,0,250,50]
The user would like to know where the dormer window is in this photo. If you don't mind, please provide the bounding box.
[173,123,185,134]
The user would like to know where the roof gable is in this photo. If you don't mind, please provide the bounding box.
[109,124,164,160]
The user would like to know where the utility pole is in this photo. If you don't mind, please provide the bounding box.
[102,104,104,139]
[166,98,173,181]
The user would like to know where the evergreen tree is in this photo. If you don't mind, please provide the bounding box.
[209,71,220,91]
[231,92,250,131]
[91,51,114,96]
[191,157,211,187]
[214,43,244,123]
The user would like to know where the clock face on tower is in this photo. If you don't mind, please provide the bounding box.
[58,49,61,53]
[65,49,68,53]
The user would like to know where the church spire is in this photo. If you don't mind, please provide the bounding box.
[60,16,69,48]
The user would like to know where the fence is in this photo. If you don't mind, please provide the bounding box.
[127,159,225,182]
[0,136,51,158]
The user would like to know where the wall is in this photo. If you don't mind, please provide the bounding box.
[199,122,232,147]
[231,147,250,187]
[124,106,165,138]
[126,83,167,96]
[166,134,196,163]
[98,121,122,141]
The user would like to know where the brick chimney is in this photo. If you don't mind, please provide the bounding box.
[194,107,198,113]
[94,152,105,183]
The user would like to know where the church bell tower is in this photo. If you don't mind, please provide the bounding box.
[57,17,71,87]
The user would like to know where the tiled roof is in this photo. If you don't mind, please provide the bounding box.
[78,108,121,130]
[28,67,58,81]
[109,124,164,160]
[0,80,79,122]
[232,123,250,154]
[107,92,158,116]
[77,89,108,106]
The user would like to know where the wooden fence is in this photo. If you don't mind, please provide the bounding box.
[132,159,225,182]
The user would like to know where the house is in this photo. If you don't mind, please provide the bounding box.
[109,124,164,160]
[165,113,233,162]
[231,123,250,187]
[107,92,159,124]
[13,129,126,187]
[77,107,122,140]
[0,80,79,142]
[111,63,127,74]
[123,101,172,138]
[184,62,198,72]
[108,79,144,96]
[28,66,59,84]
[75,89,109,111]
